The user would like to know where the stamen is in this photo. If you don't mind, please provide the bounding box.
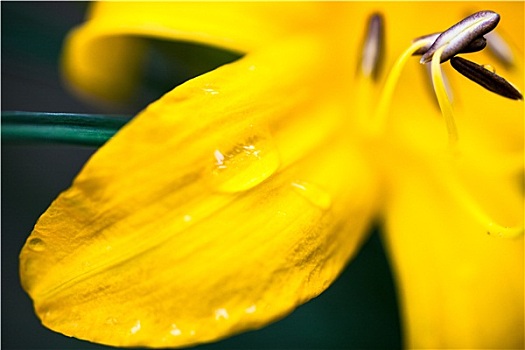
[458,36,487,54]
[356,13,385,130]
[444,166,524,238]
[430,45,458,146]
[413,33,486,56]
[359,13,385,80]
[486,31,515,68]
[424,63,454,105]
[382,13,523,238]
[412,33,441,55]
[420,10,500,64]
[370,40,429,134]
[450,56,523,100]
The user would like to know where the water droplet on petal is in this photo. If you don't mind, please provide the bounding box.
[130,320,141,334]
[42,309,52,321]
[214,308,229,320]
[105,317,118,325]
[245,304,257,314]
[169,324,182,336]
[291,181,332,210]
[208,128,280,193]
[202,84,219,95]
[276,210,287,217]
[27,238,46,252]
[203,88,219,95]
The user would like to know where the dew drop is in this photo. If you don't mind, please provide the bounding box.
[130,320,141,334]
[27,238,46,252]
[291,181,332,210]
[43,309,52,321]
[105,317,118,325]
[202,84,220,95]
[207,129,280,193]
[214,308,229,320]
[169,324,182,336]
[245,304,257,314]
[482,64,496,73]
[203,88,219,95]
[276,210,288,217]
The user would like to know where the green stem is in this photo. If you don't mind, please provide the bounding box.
[1,111,131,146]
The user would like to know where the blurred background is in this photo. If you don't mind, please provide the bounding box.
[2,2,401,349]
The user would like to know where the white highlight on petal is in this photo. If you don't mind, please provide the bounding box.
[214,149,225,167]
[202,87,219,95]
[245,304,257,314]
[105,317,118,325]
[170,324,182,336]
[130,320,141,334]
[214,308,229,320]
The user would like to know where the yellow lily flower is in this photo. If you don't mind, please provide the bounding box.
[20,2,524,349]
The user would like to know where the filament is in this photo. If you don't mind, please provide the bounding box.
[430,45,459,149]
[371,40,428,135]
[445,166,524,238]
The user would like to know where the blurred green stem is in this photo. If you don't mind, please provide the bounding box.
[1,111,131,146]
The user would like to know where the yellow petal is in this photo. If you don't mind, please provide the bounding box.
[61,1,339,103]
[383,156,523,348]
[20,37,379,348]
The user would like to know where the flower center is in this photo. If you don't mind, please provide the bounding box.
[358,11,523,238]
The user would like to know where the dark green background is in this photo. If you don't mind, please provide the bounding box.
[2,2,401,349]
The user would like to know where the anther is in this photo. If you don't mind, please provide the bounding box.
[460,36,488,53]
[420,10,500,64]
[412,33,441,55]
[450,56,523,100]
[359,12,384,80]
[413,33,486,56]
